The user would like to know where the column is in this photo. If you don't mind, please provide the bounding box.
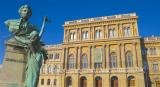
[116,24,120,37]
[106,44,110,68]
[73,75,79,87]
[88,75,94,87]
[133,42,138,67]
[76,47,78,69]
[103,25,106,39]
[88,46,92,69]
[91,45,95,69]
[67,30,70,42]
[80,28,82,41]
[45,64,47,74]
[76,29,78,41]
[63,30,66,42]
[103,44,106,68]
[78,46,81,69]
[93,26,95,40]
[62,48,65,69]
[118,23,123,37]
[136,42,143,67]
[117,43,122,67]
[121,43,126,68]
[65,47,68,69]
[132,22,139,36]
[89,27,92,40]
[106,25,109,39]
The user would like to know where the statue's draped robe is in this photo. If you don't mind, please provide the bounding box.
[24,50,44,87]
[8,20,47,87]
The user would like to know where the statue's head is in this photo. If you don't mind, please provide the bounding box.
[18,5,32,20]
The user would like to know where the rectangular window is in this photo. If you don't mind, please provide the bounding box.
[82,63,88,69]
[95,30,99,39]
[150,48,157,55]
[73,33,76,40]
[124,27,131,37]
[70,32,76,41]
[82,31,89,40]
[95,30,102,39]
[109,29,116,38]
[54,53,59,59]
[86,31,89,39]
[95,63,102,69]
[49,54,53,59]
[153,64,159,71]
[82,32,86,39]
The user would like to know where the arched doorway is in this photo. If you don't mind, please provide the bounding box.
[128,76,135,87]
[155,80,160,87]
[66,77,72,87]
[111,76,118,87]
[155,78,160,87]
[95,76,102,87]
[80,76,87,87]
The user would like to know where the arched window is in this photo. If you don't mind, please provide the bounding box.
[95,76,102,87]
[68,54,75,69]
[110,52,117,68]
[80,77,87,87]
[126,51,133,67]
[128,76,135,87]
[54,79,57,86]
[66,77,72,87]
[81,54,88,69]
[41,79,44,85]
[111,76,118,87]
[47,79,50,85]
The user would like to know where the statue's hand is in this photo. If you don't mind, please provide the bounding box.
[4,19,21,35]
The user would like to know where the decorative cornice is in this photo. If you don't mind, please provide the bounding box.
[64,13,137,27]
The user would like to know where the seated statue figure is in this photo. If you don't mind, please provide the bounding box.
[5,5,48,87]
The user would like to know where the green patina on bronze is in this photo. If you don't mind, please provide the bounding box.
[4,5,48,87]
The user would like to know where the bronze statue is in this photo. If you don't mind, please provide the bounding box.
[5,5,48,87]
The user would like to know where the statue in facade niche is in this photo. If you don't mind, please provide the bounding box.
[4,5,48,87]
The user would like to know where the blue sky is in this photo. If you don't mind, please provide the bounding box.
[0,0,160,64]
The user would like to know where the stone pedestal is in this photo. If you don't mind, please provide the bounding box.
[0,40,27,87]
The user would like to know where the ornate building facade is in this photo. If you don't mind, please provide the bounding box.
[38,13,160,87]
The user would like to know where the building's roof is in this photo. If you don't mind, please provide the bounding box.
[143,35,160,43]
[64,13,137,26]
[44,44,63,50]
